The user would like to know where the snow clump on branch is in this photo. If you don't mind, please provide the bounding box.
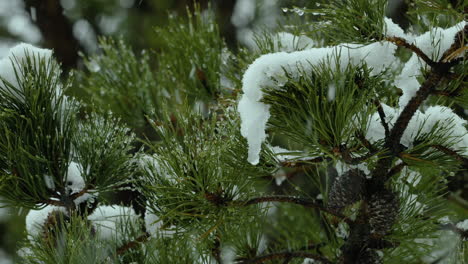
[0,43,53,100]
[238,41,397,164]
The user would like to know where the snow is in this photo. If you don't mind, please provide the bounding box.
[303,258,319,264]
[335,160,370,178]
[144,210,175,238]
[87,205,138,241]
[65,161,85,195]
[0,249,13,264]
[396,21,466,107]
[43,175,55,190]
[220,247,236,264]
[239,41,398,164]
[0,43,53,100]
[366,104,468,154]
[456,219,468,231]
[412,21,465,62]
[384,17,413,42]
[138,154,176,183]
[25,205,67,241]
[231,0,256,28]
[273,32,315,52]
[73,192,96,206]
[270,146,305,162]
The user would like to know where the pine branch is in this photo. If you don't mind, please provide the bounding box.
[339,145,379,165]
[237,251,333,264]
[388,70,444,151]
[385,162,407,180]
[374,99,390,139]
[231,195,351,223]
[280,157,329,167]
[385,36,436,67]
[355,131,377,152]
[431,145,468,165]
[116,232,150,256]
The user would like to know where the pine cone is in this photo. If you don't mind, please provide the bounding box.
[41,210,70,246]
[358,248,382,264]
[368,189,399,237]
[328,169,365,213]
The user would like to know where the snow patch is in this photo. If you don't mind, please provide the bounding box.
[396,21,465,107]
[65,161,85,195]
[367,104,468,154]
[144,209,176,238]
[0,43,53,100]
[87,205,138,241]
[456,219,468,231]
[25,205,67,241]
[239,42,398,164]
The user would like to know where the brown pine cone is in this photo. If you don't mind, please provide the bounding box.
[328,169,366,213]
[368,189,399,237]
[358,248,383,264]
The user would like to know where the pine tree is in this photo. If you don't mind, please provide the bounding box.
[0,1,467,263]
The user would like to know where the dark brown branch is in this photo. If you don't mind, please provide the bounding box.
[232,195,351,223]
[374,100,390,138]
[116,232,150,255]
[43,199,64,207]
[340,145,379,165]
[238,251,333,264]
[385,162,406,180]
[388,70,443,151]
[431,145,468,165]
[385,36,436,67]
[355,131,377,152]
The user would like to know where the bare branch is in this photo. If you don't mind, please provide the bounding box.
[385,36,436,67]
[374,99,390,138]
[431,145,468,165]
[116,232,150,255]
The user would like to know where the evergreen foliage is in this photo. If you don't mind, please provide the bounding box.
[0,1,467,264]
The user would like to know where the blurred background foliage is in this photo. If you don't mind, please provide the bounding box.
[0,0,466,263]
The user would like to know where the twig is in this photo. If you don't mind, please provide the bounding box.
[355,131,376,152]
[280,157,328,167]
[44,199,64,207]
[440,25,468,63]
[385,36,436,67]
[340,145,379,165]
[237,251,333,264]
[431,145,468,165]
[385,162,406,180]
[116,232,150,255]
[374,99,390,138]
[231,195,351,223]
